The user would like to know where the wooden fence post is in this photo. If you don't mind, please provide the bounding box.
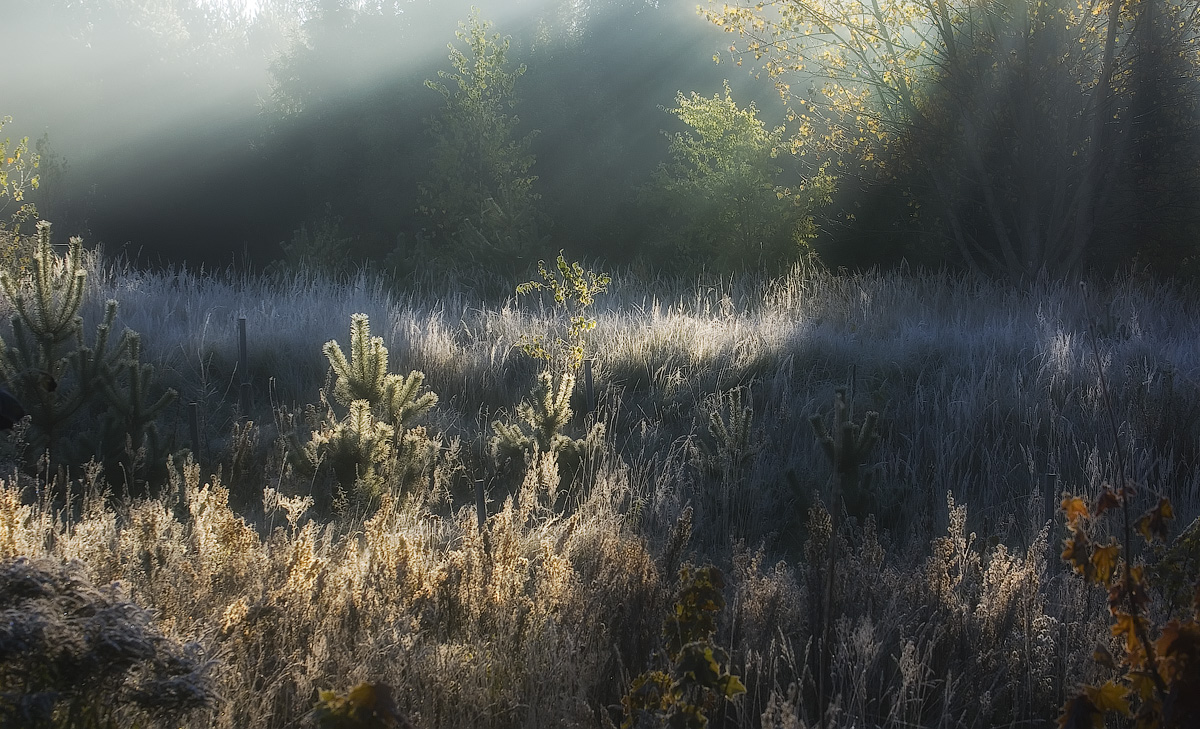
[238,316,251,414]
[583,358,595,414]
[1044,471,1059,525]
[189,402,201,468]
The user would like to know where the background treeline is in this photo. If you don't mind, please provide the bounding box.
[9,0,1200,279]
[7,0,794,274]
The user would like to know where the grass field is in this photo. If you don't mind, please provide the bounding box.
[2,254,1198,728]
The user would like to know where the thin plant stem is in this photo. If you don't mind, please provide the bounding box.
[1079,281,1167,699]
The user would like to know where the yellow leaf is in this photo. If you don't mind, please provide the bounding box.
[1094,487,1120,517]
[1091,541,1120,583]
[1063,495,1089,524]
[1062,530,1094,578]
[1092,643,1117,669]
[1111,613,1150,666]
[1135,497,1173,544]
[1085,680,1131,717]
[348,682,377,707]
[719,674,747,698]
[1127,670,1158,701]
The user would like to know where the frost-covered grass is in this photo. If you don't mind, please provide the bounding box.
[77,259,1200,537]
[3,255,1198,728]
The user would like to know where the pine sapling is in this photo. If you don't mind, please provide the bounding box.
[324,313,391,408]
[0,222,93,449]
[809,387,879,520]
[96,330,177,463]
[808,384,879,727]
[526,369,573,453]
[381,370,439,431]
[490,370,605,482]
[305,400,395,499]
[290,313,440,504]
[0,223,173,475]
[690,386,763,482]
[322,313,438,428]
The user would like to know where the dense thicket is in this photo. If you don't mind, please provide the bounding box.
[708,0,1200,278]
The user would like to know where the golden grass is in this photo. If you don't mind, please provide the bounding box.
[0,453,1116,728]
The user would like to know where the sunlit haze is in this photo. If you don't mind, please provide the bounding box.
[8,0,1197,277]
[8,0,740,266]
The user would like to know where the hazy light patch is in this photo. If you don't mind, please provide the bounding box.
[9,4,269,168]
[201,0,262,18]
[8,0,586,164]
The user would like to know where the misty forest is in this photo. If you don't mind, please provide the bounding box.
[2,0,1200,727]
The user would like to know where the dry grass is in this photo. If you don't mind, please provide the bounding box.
[2,452,664,728]
[1,256,1197,727]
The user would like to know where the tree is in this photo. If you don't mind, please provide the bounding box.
[510,0,736,266]
[419,9,542,265]
[703,0,1200,279]
[1109,0,1200,272]
[643,81,832,271]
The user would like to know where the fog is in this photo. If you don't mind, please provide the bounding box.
[11,0,1197,279]
[6,0,751,268]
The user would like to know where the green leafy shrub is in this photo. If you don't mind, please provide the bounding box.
[495,252,610,487]
[642,82,833,272]
[0,114,45,279]
[515,250,610,372]
[0,556,214,729]
[0,115,39,231]
[619,565,745,729]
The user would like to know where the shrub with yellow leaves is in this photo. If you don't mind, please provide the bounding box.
[0,115,39,231]
[1057,486,1200,729]
[618,565,746,729]
[305,682,413,729]
[1058,287,1200,729]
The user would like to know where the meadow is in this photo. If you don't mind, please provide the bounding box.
[2,247,1198,728]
